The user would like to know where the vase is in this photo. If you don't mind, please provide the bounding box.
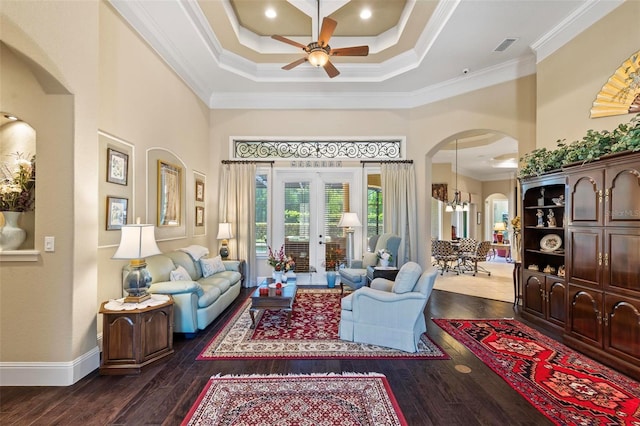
[0,211,27,251]
[380,259,390,268]
[272,270,283,284]
[326,271,337,288]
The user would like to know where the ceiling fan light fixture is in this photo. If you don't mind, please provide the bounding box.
[308,48,329,67]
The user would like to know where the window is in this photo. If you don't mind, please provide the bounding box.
[366,172,383,245]
[255,172,268,255]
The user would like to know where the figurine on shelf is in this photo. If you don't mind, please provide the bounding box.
[558,265,566,277]
[543,265,556,274]
[536,209,545,227]
[547,209,556,227]
[538,188,545,206]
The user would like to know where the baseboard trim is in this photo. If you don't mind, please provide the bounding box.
[0,346,100,386]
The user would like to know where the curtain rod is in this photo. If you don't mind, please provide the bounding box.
[221,160,274,165]
[360,160,413,167]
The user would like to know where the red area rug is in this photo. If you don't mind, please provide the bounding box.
[181,373,407,426]
[433,318,640,425]
[197,288,448,360]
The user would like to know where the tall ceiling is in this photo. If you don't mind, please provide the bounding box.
[109,0,621,110]
[108,0,622,181]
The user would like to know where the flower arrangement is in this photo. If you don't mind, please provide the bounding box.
[377,249,393,263]
[0,153,35,212]
[511,216,521,233]
[267,244,295,272]
[323,246,344,271]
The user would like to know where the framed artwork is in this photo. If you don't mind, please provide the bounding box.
[477,212,482,225]
[107,148,128,185]
[106,196,128,230]
[196,206,205,227]
[157,160,182,227]
[195,179,205,202]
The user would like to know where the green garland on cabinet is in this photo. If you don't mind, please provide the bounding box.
[518,113,640,178]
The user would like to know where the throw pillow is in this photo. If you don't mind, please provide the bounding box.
[362,252,378,268]
[392,262,423,294]
[170,265,191,281]
[200,255,226,278]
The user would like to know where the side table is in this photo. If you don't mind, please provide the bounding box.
[367,266,400,285]
[99,295,174,375]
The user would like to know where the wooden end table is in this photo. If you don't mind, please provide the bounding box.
[250,280,297,329]
[99,295,174,375]
[367,266,400,285]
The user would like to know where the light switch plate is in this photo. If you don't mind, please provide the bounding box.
[44,236,55,252]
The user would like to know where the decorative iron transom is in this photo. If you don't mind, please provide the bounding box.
[233,139,402,160]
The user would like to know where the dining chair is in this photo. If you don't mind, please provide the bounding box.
[461,240,492,276]
[431,240,459,275]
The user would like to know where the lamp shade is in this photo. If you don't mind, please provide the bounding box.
[216,222,234,240]
[494,222,507,232]
[338,212,362,228]
[112,224,161,260]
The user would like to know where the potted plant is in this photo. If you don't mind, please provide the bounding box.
[518,113,640,178]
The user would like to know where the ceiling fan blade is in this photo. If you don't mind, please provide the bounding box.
[323,60,340,78]
[318,17,337,47]
[272,35,308,51]
[331,45,369,57]
[282,57,308,70]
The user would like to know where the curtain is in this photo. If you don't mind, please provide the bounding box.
[381,163,418,265]
[219,162,257,287]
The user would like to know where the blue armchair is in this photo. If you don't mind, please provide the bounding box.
[338,233,401,293]
[339,263,438,352]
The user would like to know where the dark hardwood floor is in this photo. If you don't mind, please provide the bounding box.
[0,288,559,425]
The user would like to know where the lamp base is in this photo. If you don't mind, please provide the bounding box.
[124,293,151,303]
[220,245,229,259]
[123,259,152,302]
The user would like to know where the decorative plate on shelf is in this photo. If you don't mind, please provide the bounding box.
[540,234,562,252]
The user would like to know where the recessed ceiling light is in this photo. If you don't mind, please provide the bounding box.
[4,114,18,121]
[360,8,372,20]
[265,8,276,19]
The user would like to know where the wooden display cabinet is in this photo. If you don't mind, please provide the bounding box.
[99,296,174,375]
[563,152,640,380]
[520,173,567,330]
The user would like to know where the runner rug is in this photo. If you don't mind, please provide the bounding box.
[433,318,640,426]
[181,373,407,426]
[197,288,448,360]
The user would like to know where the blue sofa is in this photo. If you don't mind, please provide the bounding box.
[133,250,242,334]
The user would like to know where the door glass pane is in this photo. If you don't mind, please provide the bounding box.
[284,182,310,272]
[324,183,346,270]
[255,173,268,255]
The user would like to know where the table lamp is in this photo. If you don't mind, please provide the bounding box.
[112,221,161,303]
[217,222,234,259]
[338,212,361,268]
[494,222,506,243]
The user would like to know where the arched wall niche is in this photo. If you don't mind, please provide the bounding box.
[0,41,73,252]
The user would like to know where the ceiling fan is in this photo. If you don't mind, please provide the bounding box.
[271,7,369,78]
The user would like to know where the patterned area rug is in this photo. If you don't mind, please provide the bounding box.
[197,288,448,359]
[181,373,407,426]
[433,318,640,425]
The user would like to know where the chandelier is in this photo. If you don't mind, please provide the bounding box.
[445,139,469,212]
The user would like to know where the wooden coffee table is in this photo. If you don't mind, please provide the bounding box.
[249,279,297,328]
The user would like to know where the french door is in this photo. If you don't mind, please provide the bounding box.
[272,169,362,283]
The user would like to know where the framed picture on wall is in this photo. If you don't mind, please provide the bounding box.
[195,179,205,202]
[107,148,128,185]
[196,206,205,227]
[106,196,128,230]
[158,160,182,227]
